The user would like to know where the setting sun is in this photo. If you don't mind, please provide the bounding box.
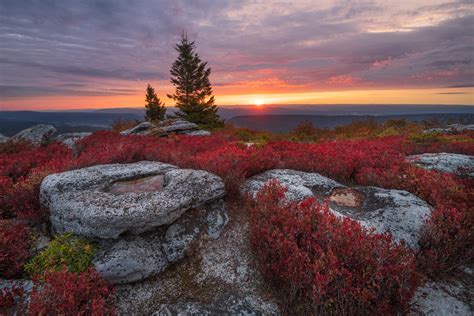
[254,99,264,107]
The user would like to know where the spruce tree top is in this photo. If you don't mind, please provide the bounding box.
[167,34,222,127]
[145,84,166,122]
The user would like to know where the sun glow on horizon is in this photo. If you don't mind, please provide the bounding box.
[253,99,264,107]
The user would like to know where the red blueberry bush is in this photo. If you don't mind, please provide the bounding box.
[247,181,420,314]
[28,268,115,315]
[0,126,473,312]
[0,220,31,278]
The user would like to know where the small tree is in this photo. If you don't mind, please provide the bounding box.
[167,33,223,128]
[145,84,166,122]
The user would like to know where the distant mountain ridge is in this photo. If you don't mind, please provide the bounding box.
[1,105,473,135]
[228,113,474,132]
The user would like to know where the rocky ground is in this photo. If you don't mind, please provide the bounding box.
[1,123,473,315]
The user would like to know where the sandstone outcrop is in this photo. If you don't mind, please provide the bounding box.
[40,161,227,284]
[244,169,431,248]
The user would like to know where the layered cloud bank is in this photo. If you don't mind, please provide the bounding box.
[0,0,473,109]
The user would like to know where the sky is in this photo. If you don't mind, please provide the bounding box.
[0,0,473,110]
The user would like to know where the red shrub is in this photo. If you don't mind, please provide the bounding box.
[0,220,31,278]
[248,181,420,315]
[0,285,25,310]
[29,268,115,316]
[417,207,474,277]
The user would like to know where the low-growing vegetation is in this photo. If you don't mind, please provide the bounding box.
[25,233,96,276]
[247,181,420,314]
[29,268,115,315]
[0,120,472,314]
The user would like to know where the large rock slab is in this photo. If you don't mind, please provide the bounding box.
[244,169,431,248]
[41,161,226,239]
[155,293,268,315]
[157,119,198,134]
[93,201,228,284]
[114,202,279,314]
[407,153,474,177]
[410,267,473,316]
[11,124,56,145]
[120,122,154,136]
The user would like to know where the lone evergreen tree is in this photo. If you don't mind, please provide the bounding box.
[144,84,166,122]
[167,34,223,127]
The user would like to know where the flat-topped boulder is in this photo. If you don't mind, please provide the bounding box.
[41,161,226,239]
[157,119,198,134]
[11,124,56,145]
[407,153,474,177]
[119,119,205,137]
[244,169,431,248]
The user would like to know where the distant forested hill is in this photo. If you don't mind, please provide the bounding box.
[228,113,474,132]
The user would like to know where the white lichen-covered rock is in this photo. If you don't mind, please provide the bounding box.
[424,124,474,134]
[155,293,269,315]
[407,153,474,177]
[157,119,198,134]
[94,201,228,284]
[114,201,279,314]
[183,130,211,136]
[410,277,473,316]
[120,122,154,135]
[93,233,168,284]
[55,132,92,150]
[41,161,225,239]
[244,169,342,201]
[244,169,431,248]
[0,133,9,143]
[11,124,56,145]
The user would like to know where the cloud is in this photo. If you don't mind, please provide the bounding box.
[0,85,138,98]
[0,0,473,99]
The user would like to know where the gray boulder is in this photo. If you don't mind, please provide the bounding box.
[55,132,92,151]
[410,269,473,316]
[93,232,168,284]
[157,119,198,134]
[244,169,431,248]
[244,169,343,201]
[11,124,56,145]
[407,153,474,177]
[94,201,228,284]
[424,124,474,134]
[120,122,155,136]
[155,293,266,315]
[41,161,226,239]
[183,130,211,136]
[0,133,9,143]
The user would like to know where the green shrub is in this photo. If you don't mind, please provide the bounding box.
[25,233,96,276]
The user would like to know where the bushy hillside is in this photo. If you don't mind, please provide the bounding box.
[1,123,473,314]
